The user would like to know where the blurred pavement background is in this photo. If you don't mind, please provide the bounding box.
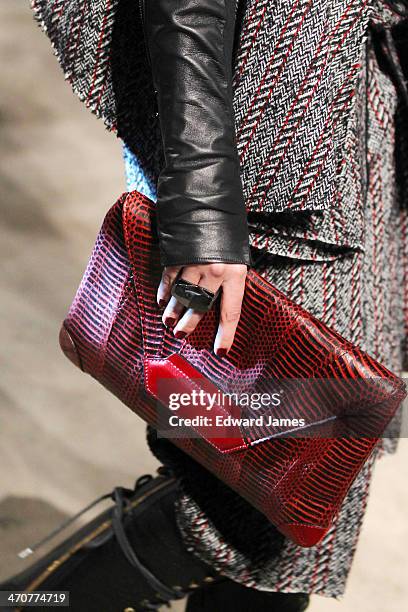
[0,2,407,611]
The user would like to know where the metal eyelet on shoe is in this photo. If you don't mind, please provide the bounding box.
[188,581,200,589]
[203,576,216,583]
[134,474,153,489]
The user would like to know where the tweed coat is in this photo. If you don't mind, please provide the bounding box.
[32,0,408,598]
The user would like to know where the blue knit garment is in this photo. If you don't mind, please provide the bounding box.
[123,143,157,201]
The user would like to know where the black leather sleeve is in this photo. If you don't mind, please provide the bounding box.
[142,0,251,267]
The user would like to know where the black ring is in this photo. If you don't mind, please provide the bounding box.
[171,277,221,313]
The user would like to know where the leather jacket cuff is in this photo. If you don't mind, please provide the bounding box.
[158,206,251,267]
[142,0,251,268]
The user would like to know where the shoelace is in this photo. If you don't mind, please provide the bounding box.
[17,474,154,559]
[17,470,185,610]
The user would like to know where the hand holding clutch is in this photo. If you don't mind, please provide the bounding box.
[141,0,251,349]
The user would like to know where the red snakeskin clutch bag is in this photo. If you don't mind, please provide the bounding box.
[59,191,406,547]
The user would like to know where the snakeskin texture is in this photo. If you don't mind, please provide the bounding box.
[60,192,406,548]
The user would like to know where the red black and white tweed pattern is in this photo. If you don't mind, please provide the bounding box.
[31,0,119,125]
[31,0,406,255]
[176,38,408,596]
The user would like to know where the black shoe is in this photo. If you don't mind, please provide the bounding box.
[1,468,218,611]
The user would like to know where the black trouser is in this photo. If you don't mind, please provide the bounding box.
[186,579,310,612]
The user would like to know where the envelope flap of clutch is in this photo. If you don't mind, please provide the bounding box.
[144,353,250,454]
